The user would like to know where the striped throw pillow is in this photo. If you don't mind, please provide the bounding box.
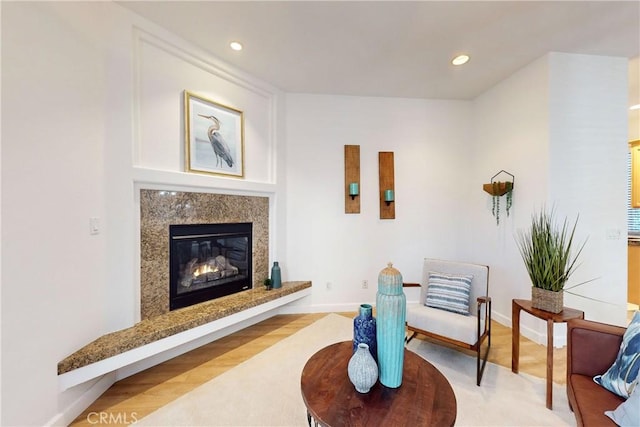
[424,271,473,315]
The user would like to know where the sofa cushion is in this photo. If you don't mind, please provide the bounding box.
[424,271,473,315]
[569,374,623,427]
[594,311,640,398]
[606,377,640,427]
[406,303,482,345]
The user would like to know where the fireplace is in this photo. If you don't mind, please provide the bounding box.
[169,222,252,311]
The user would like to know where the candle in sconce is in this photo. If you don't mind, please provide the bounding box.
[384,189,394,202]
[349,182,359,196]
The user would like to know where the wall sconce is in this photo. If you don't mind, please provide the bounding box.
[349,182,359,200]
[384,189,394,205]
[344,145,361,214]
[378,151,395,219]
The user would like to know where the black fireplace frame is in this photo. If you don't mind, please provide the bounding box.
[169,222,252,311]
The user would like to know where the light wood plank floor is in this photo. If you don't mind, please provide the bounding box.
[70,313,566,426]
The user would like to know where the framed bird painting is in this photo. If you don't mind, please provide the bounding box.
[184,91,245,178]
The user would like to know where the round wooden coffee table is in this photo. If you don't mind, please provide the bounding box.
[300,341,456,426]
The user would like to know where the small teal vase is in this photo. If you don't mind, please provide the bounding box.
[353,304,377,362]
[271,262,282,289]
[376,262,406,388]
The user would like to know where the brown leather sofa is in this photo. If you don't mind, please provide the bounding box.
[567,318,626,427]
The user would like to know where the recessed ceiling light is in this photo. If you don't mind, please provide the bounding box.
[230,41,243,51]
[451,54,470,66]
[631,104,640,111]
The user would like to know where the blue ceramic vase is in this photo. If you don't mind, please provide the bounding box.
[376,262,406,388]
[353,304,377,361]
[271,262,282,289]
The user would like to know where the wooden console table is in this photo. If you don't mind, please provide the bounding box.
[301,341,456,426]
[511,298,584,409]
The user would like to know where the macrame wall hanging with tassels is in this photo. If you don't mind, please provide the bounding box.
[482,170,514,225]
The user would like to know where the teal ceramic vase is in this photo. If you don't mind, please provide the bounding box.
[271,262,282,289]
[376,262,406,388]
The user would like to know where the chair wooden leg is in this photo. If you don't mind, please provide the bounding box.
[405,330,417,344]
[476,335,490,386]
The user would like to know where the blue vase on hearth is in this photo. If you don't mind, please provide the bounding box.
[376,262,406,388]
[353,303,377,362]
[271,262,282,289]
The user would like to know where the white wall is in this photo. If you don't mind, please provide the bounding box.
[471,55,551,329]
[284,94,473,310]
[0,2,631,426]
[471,53,628,344]
[1,2,283,425]
[629,57,639,141]
[547,53,628,324]
[2,3,109,425]
[284,53,628,342]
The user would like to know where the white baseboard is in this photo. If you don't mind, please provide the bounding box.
[283,301,568,347]
[492,309,567,348]
[46,373,116,427]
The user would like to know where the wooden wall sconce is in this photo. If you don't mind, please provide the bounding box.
[378,151,395,219]
[344,145,360,214]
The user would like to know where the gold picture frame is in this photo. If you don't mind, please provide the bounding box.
[184,91,244,178]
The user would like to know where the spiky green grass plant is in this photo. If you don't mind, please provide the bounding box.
[516,208,586,292]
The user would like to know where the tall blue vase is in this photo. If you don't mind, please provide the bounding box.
[376,262,406,388]
[353,304,377,361]
[271,261,281,289]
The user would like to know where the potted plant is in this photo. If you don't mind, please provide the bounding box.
[515,207,587,313]
[264,278,272,291]
[483,170,515,226]
[482,181,514,225]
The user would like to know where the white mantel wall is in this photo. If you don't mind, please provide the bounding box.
[2,3,109,425]
[1,2,283,426]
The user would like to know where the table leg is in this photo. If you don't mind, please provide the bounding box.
[511,301,520,373]
[546,319,553,410]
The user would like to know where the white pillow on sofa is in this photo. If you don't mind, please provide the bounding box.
[605,374,639,427]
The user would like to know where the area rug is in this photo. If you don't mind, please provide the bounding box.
[137,313,574,426]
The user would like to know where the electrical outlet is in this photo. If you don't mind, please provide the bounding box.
[606,228,622,240]
[362,280,368,289]
[89,217,100,235]
[326,282,332,290]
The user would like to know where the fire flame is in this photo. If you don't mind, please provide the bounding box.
[193,264,219,277]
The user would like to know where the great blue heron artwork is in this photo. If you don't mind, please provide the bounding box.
[184,91,244,178]
[198,114,234,168]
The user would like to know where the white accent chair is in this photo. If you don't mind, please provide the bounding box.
[406,258,491,386]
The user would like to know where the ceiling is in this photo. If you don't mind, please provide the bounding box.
[118,1,639,103]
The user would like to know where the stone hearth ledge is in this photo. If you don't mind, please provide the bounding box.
[58,281,311,379]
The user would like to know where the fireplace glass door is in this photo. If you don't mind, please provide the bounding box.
[169,222,252,310]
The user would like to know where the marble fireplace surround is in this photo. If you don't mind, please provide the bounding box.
[140,189,269,320]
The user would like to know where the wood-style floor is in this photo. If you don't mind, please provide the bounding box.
[70,312,567,426]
